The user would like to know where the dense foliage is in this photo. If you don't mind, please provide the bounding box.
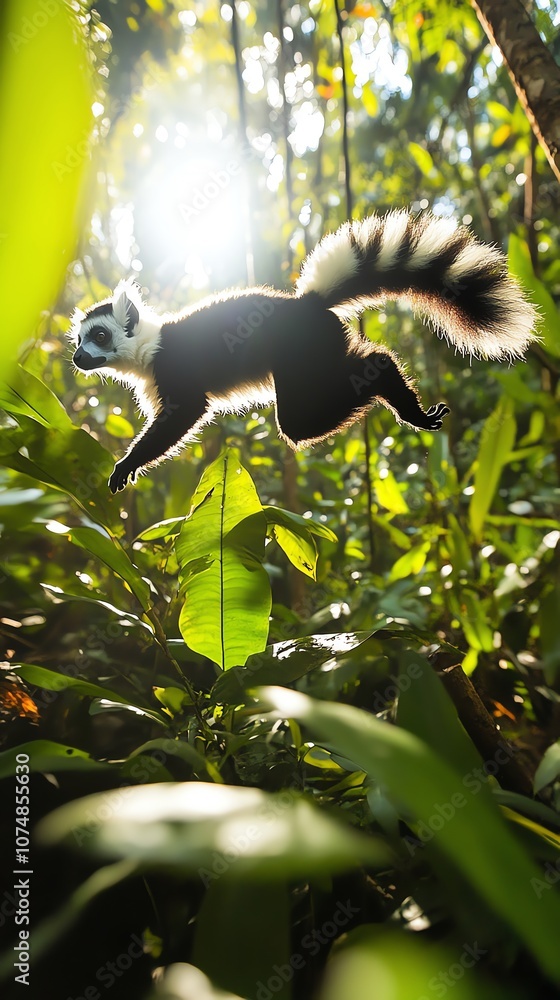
[1,1,560,998]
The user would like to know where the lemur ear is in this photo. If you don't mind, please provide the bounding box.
[112,281,141,336]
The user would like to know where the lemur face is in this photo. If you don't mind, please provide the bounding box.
[71,282,141,373]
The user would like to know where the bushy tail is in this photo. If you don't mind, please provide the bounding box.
[295,210,537,359]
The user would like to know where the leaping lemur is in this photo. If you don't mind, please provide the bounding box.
[70,210,537,493]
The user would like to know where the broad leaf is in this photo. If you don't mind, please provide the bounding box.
[38,782,389,878]
[0,1,92,378]
[469,397,516,540]
[176,451,271,669]
[0,740,109,778]
[255,687,560,981]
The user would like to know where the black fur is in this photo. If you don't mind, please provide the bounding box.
[105,289,447,493]
[71,211,534,492]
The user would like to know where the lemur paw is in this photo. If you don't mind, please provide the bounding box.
[109,461,136,493]
[423,402,450,430]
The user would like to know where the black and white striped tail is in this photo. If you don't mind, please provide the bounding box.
[295,210,537,360]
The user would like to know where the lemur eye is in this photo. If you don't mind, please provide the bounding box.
[93,329,108,345]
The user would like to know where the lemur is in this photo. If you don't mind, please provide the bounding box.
[70,210,537,493]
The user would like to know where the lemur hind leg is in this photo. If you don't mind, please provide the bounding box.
[274,344,449,448]
[272,310,353,448]
[346,348,450,431]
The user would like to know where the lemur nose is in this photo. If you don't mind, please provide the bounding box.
[73,349,106,371]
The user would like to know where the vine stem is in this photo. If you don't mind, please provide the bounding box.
[334,0,375,568]
[145,605,208,734]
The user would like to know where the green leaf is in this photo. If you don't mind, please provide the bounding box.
[176,450,271,669]
[1,415,122,533]
[264,505,337,542]
[455,591,494,652]
[135,516,187,541]
[153,686,193,715]
[361,81,379,117]
[126,738,222,783]
[152,964,246,999]
[321,926,513,1000]
[388,542,430,582]
[264,507,335,579]
[0,740,109,778]
[508,234,560,358]
[0,366,71,431]
[539,588,560,684]
[41,583,154,634]
[469,397,516,540]
[395,652,484,778]
[0,0,93,378]
[408,141,435,176]
[375,472,409,514]
[255,687,560,982]
[10,664,167,726]
[193,880,291,1000]
[68,526,152,610]
[211,628,390,703]
[105,412,135,438]
[266,510,318,578]
[38,782,389,878]
[534,741,560,795]
[11,662,134,704]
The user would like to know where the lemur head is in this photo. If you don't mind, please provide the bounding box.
[71,279,161,378]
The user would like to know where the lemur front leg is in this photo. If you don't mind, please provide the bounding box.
[109,394,208,493]
[348,351,450,431]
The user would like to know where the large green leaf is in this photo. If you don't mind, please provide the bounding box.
[469,397,516,541]
[1,413,122,532]
[212,628,389,703]
[10,663,165,721]
[11,663,134,704]
[68,526,152,610]
[41,583,154,635]
[38,782,389,878]
[395,652,484,779]
[0,366,72,431]
[255,688,560,981]
[0,740,110,778]
[176,450,271,669]
[193,880,291,1000]
[321,926,516,1000]
[0,0,93,378]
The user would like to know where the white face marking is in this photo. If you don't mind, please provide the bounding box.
[71,280,163,379]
